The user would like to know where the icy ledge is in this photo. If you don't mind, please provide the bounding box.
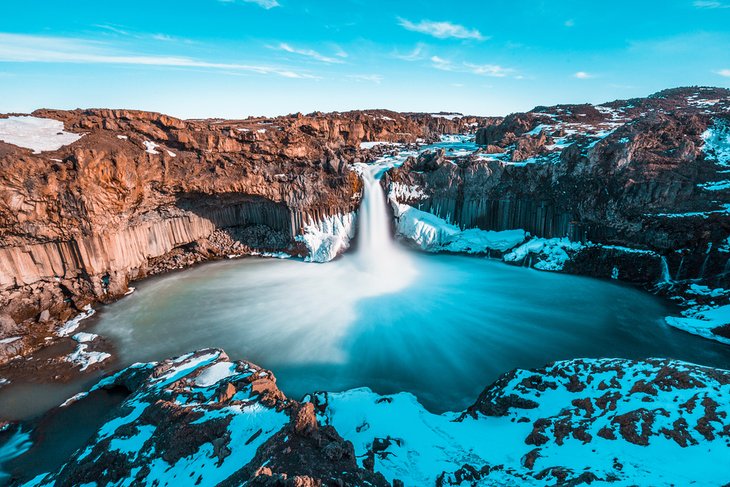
[296,212,357,263]
[391,201,582,271]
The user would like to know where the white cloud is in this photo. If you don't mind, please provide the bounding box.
[0,33,316,78]
[274,43,344,64]
[716,68,730,77]
[464,63,514,77]
[220,0,281,9]
[564,19,575,27]
[429,55,514,77]
[346,74,383,84]
[574,71,594,79]
[693,1,730,8]
[398,18,486,40]
[393,44,426,61]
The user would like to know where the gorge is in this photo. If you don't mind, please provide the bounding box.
[1,87,730,486]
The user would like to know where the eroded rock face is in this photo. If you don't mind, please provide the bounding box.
[386,87,730,289]
[0,109,487,363]
[12,350,730,486]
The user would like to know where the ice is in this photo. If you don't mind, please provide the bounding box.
[0,116,82,153]
[296,212,356,263]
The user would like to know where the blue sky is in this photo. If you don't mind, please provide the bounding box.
[1,0,729,118]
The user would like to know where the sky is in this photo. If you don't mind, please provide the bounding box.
[0,0,729,118]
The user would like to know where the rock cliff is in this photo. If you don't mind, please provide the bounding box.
[0,109,484,362]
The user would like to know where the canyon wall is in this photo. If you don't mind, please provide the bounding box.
[0,108,487,351]
[386,87,730,288]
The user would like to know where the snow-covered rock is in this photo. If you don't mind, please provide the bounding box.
[701,120,730,167]
[314,358,730,486]
[296,212,357,263]
[393,203,526,254]
[0,116,82,154]
[504,237,585,271]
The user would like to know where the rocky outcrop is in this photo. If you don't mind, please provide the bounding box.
[5,350,728,486]
[0,109,489,363]
[387,87,730,290]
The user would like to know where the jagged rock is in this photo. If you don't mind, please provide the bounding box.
[14,352,729,486]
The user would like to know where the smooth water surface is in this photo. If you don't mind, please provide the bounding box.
[91,252,730,412]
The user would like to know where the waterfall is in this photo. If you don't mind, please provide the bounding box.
[351,161,417,294]
[659,256,672,285]
[699,242,713,279]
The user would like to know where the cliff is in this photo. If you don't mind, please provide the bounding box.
[386,87,730,288]
[0,108,486,360]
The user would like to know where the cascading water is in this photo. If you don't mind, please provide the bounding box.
[351,160,417,294]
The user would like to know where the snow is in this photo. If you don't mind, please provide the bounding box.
[296,212,357,263]
[0,116,83,154]
[701,121,730,167]
[699,179,730,191]
[56,304,95,337]
[359,141,401,149]
[193,361,237,387]
[317,358,730,486]
[116,135,128,140]
[388,182,426,201]
[72,332,98,343]
[60,392,89,408]
[64,344,111,371]
[503,237,584,271]
[666,303,730,345]
[143,141,159,154]
[0,336,21,345]
[392,203,527,254]
[429,113,462,120]
[166,149,176,157]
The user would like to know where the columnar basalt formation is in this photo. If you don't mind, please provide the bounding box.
[0,108,487,361]
[386,87,730,290]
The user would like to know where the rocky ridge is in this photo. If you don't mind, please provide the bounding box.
[3,349,728,486]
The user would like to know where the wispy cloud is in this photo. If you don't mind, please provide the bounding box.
[346,74,383,84]
[219,0,281,9]
[273,43,345,64]
[94,24,189,44]
[430,55,514,77]
[0,33,316,78]
[692,1,730,8]
[393,43,426,61]
[716,68,730,77]
[398,18,486,41]
[574,71,594,79]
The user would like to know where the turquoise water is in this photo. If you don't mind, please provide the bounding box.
[90,251,730,412]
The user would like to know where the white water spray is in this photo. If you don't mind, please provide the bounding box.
[352,161,417,294]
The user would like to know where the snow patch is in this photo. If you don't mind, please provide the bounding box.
[143,141,159,154]
[0,116,82,154]
[56,305,95,337]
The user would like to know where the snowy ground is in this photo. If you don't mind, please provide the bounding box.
[316,358,730,486]
[0,116,82,153]
[21,351,728,486]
